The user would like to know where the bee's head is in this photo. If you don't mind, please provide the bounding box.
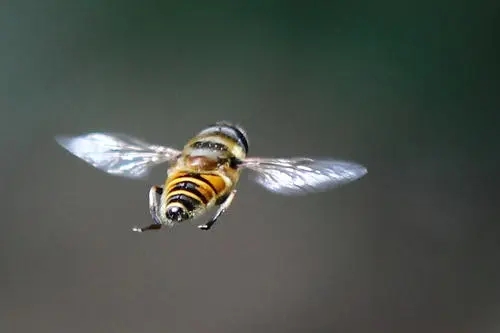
[211,121,249,154]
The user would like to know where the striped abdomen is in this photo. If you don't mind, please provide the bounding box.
[164,171,230,220]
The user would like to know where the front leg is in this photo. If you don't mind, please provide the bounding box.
[198,190,237,231]
[132,185,164,233]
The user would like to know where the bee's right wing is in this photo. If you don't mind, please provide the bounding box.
[240,157,367,195]
[55,132,182,179]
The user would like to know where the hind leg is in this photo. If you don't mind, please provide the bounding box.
[133,185,164,233]
[198,190,237,230]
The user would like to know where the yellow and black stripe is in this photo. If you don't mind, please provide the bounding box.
[164,171,228,214]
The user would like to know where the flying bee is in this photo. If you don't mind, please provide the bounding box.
[55,121,368,232]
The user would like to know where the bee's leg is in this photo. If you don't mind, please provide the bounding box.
[132,224,162,232]
[198,190,237,230]
[132,185,164,233]
[148,185,164,225]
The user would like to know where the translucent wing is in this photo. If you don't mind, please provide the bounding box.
[55,132,181,179]
[241,157,367,195]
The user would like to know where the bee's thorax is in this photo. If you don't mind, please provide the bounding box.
[184,155,221,171]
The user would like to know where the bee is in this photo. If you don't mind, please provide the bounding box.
[55,121,367,232]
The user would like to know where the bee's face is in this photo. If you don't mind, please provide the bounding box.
[199,121,249,156]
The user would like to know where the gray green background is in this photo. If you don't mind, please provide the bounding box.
[1,1,498,332]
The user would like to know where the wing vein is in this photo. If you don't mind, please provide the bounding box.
[55,132,181,179]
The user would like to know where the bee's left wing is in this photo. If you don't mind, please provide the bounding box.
[55,132,182,179]
[240,157,367,195]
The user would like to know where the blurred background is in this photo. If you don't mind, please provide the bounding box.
[1,1,498,332]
